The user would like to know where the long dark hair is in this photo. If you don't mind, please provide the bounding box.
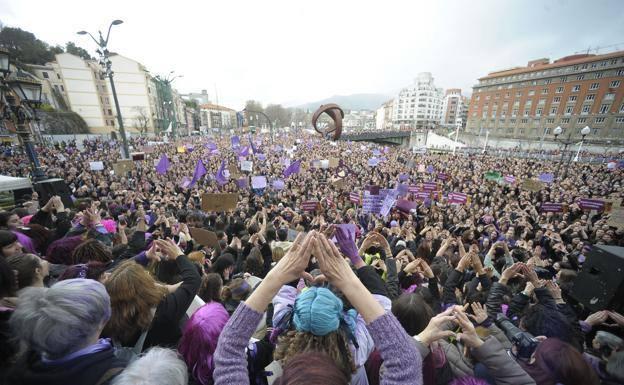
[275,352,349,385]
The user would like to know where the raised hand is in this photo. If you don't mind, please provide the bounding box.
[455,308,483,348]
[267,231,315,286]
[417,307,457,346]
[469,302,488,325]
[154,238,184,261]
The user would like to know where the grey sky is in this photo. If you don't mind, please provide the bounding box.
[1,0,623,109]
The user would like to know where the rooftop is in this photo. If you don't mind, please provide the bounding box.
[479,50,624,80]
[200,103,235,112]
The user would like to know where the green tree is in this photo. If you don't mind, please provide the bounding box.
[0,27,56,65]
[65,41,93,60]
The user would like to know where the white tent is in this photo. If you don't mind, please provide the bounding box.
[0,175,32,192]
[426,132,466,150]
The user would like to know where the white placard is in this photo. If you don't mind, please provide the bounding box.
[89,161,104,171]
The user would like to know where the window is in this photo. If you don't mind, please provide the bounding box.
[582,64,588,69]
[585,94,595,101]
[560,76,567,82]
[561,118,570,124]
[617,69,624,76]
[576,74,585,80]
[547,118,555,124]
[521,118,528,123]
[541,88,548,94]
[595,72,603,79]
[590,83,599,90]
[594,117,605,124]
[60,85,64,91]
[615,117,624,123]
[568,96,578,102]
[599,104,609,114]
[544,79,552,85]
[572,85,581,92]
[605,93,615,100]
[528,90,535,96]
[620,104,624,113]
[524,110,530,117]
[610,80,621,88]
[516,91,522,97]
[565,105,573,115]
[42,72,49,79]
[556,87,564,93]
[536,108,543,116]
[553,96,561,103]
[56,74,61,79]
[512,108,518,116]
[550,106,558,115]
[108,109,112,115]
[581,105,591,114]
[577,117,587,123]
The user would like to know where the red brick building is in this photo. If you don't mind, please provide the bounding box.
[466,51,624,143]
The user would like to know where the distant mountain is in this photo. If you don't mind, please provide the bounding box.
[293,93,392,112]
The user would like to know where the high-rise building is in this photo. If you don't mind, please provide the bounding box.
[392,72,443,130]
[183,90,211,105]
[440,89,467,129]
[466,51,624,142]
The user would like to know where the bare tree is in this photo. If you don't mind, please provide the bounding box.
[132,106,150,135]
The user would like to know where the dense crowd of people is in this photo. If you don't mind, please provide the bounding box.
[0,129,622,385]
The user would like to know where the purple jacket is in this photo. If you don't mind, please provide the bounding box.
[213,303,422,385]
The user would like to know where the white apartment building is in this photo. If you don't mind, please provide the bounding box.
[375,100,394,130]
[392,72,443,130]
[343,110,375,131]
[440,88,468,129]
[52,53,186,134]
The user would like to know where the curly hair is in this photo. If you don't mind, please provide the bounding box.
[71,239,113,264]
[274,330,355,380]
[103,260,168,345]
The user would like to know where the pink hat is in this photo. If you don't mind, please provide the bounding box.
[101,219,117,234]
[21,215,33,225]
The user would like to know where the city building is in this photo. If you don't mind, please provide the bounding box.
[440,89,468,130]
[25,63,69,110]
[183,89,211,105]
[392,72,443,130]
[49,52,186,135]
[466,51,624,143]
[375,100,394,130]
[199,103,236,131]
[343,110,375,131]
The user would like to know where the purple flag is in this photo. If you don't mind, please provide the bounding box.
[236,177,249,189]
[231,135,240,148]
[205,142,217,151]
[238,146,250,157]
[396,183,409,197]
[189,160,207,187]
[249,135,260,154]
[283,159,301,177]
[216,160,228,185]
[257,153,267,161]
[155,154,170,175]
[179,177,191,189]
[399,173,409,181]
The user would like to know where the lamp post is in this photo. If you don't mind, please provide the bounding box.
[243,108,273,143]
[77,19,130,159]
[0,48,47,181]
[553,125,590,180]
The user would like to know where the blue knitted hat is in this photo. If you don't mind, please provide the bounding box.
[293,287,344,336]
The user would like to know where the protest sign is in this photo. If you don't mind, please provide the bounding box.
[201,193,238,212]
[131,152,145,161]
[240,160,253,172]
[448,192,468,204]
[418,164,426,173]
[301,201,319,212]
[251,176,267,189]
[540,202,564,212]
[332,178,346,189]
[272,179,285,190]
[368,158,380,167]
[320,159,329,169]
[380,194,397,217]
[228,164,240,178]
[349,191,361,204]
[177,146,186,153]
[484,171,502,181]
[89,161,104,171]
[236,177,249,189]
[362,192,384,214]
[140,146,155,154]
[329,158,339,168]
[539,173,554,183]
[607,208,624,229]
[112,160,134,175]
[189,227,218,247]
[578,198,605,211]
[422,182,439,192]
[521,179,544,192]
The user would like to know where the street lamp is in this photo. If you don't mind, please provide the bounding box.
[77,19,130,159]
[0,59,46,181]
[554,125,590,180]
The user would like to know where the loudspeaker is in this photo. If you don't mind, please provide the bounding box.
[34,178,74,209]
[570,245,624,313]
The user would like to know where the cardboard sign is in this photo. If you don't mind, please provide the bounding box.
[607,208,624,229]
[521,179,544,192]
[228,164,240,178]
[201,193,238,212]
[329,158,340,168]
[131,152,145,161]
[189,227,218,247]
[89,161,104,171]
[140,146,155,154]
[332,178,346,189]
[112,160,134,175]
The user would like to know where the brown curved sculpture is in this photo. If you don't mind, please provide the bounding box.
[311,103,344,141]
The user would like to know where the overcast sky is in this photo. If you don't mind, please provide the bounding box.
[2,0,623,109]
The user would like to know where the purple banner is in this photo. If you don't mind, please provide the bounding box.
[541,202,563,212]
[448,192,468,204]
[579,198,605,211]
